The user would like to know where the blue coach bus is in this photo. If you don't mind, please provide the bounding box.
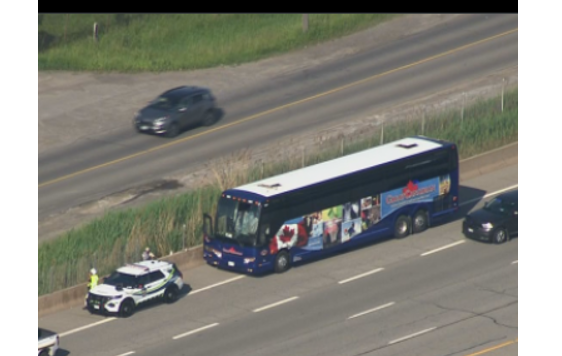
[202,135,459,274]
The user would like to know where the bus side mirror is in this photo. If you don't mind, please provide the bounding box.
[203,213,214,236]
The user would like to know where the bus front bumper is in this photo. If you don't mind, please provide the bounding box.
[203,252,268,274]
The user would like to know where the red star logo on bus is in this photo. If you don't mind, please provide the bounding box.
[224,247,242,255]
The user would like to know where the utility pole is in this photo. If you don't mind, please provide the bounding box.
[303,14,309,33]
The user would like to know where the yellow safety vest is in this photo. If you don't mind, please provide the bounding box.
[88,274,99,289]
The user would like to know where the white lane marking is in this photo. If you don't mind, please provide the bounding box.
[253,296,299,313]
[172,323,219,340]
[388,327,437,344]
[512,260,518,264]
[338,267,385,284]
[347,302,395,320]
[115,352,135,356]
[460,184,518,207]
[189,275,246,295]
[420,240,465,256]
[59,317,117,337]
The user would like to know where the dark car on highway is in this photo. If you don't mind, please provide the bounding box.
[462,189,518,244]
[133,86,218,138]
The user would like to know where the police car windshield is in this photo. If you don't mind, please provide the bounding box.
[104,271,138,288]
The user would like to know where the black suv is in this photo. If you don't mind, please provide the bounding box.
[133,86,218,138]
[462,189,518,244]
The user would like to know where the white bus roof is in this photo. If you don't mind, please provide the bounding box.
[233,137,444,198]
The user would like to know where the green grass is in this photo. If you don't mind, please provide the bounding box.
[38,14,398,72]
[38,89,517,295]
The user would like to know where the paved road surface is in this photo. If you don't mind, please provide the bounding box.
[39,164,518,356]
[38,14,518,224]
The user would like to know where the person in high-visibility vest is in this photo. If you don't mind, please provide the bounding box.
[88,268,99,290]
[84,268,99,308]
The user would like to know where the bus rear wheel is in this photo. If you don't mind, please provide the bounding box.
[274,251,290,273]
[413,210,429,234]
[394,215,411,239]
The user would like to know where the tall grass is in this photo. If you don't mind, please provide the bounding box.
[38,88,517,295]
[38,14,398,72]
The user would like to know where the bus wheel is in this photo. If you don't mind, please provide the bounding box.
[274,251,290,273]
[394,215,411,239]
[413,210,428,234]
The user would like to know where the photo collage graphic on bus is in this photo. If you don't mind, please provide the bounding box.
[269,174,451,255]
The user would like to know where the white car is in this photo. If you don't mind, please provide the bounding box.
[38,328,59,356]
[86,260,184,317]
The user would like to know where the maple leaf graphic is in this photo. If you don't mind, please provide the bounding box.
[403,180,418,194]
[279,225,295,243]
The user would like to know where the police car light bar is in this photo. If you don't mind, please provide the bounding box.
[126,263,150,271]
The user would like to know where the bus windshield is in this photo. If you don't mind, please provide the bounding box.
[215,198,261,246]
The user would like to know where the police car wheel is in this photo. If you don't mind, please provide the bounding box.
[119,299,135,317]
[164,285,179,303]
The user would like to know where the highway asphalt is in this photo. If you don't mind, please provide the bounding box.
[38,14,518,225]
[39,164,518,356]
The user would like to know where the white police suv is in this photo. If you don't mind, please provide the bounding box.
[38,328,59,356]
[86,260,184,317]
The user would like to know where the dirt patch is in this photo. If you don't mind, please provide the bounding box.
[78,179,184,214]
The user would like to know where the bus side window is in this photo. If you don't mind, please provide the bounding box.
[450,147,459,170]
[433,192,452,212]
[259,224,270,246]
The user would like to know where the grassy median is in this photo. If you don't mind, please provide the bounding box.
[38,14,398,72]
[38,88,517,295]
